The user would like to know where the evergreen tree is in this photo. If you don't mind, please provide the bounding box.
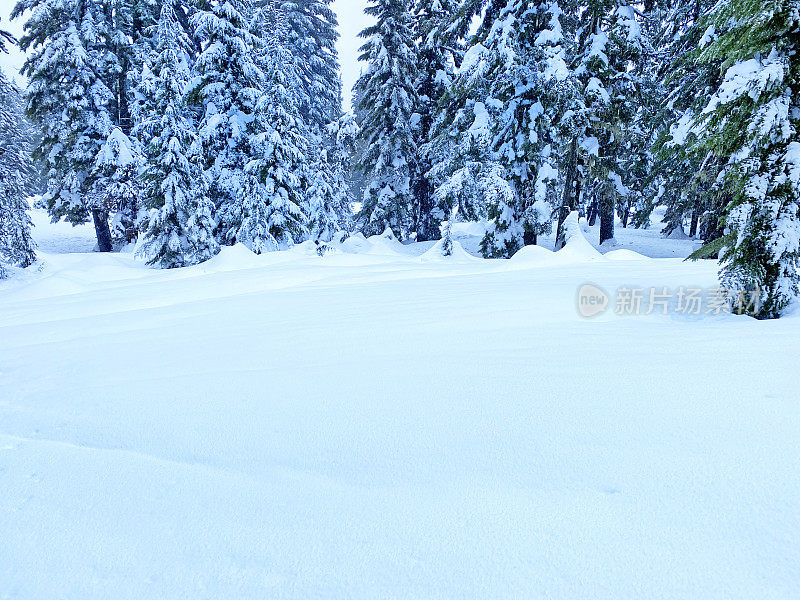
[413,0,459,241]
[13,0,117,250]
[237,13,307,253]
[94,126,141,243]
[355,0,421,239]
[573,0,644,245]
[0,65,37,276]
[689,0,800,318]
[188,0,265,244]
[642,0,723,238]
[487,0,573,248]
[138,0,218,268]
[266,0,341,133]
[430,0,573,256]
[306,147,353,241]
[328,112,360,232]
[428,34,518,257]
[13,0,147,252]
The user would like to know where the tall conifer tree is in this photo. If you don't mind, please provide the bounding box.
[356,0,421,239]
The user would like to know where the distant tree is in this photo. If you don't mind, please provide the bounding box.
[0,66,37,276]
[266,0,342,133]
[188,0,265,244]
[237,11,307,253]
[355,0,421,239]
[137,0,218,268]
[412,0,459,241]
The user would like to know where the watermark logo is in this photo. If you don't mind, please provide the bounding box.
[577,283,610,318]
[577,285,762,317]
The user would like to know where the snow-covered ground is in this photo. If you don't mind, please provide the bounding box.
[1,209,798,599]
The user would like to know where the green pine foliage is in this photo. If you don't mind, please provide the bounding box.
[137,0,219,268]
[0,66,37,276]
[689,0,800,318]
[355,0,421,239]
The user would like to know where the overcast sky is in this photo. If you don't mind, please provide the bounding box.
[332,0,371,111]
[0,0,26,86]
[0,0,372,110]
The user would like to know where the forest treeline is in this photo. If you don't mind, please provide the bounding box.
[0,0,798,319]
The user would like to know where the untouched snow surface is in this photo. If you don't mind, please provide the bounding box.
[1,211,799,599]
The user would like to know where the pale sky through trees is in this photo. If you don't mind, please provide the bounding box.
[331,0,371,112]
[0,0,25,86]
[0,0,373,112]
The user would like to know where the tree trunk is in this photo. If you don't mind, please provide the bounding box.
[524,231,536,246]
[554,136,578,249]
[621,199,631,228]
[689,204,699,237]
[599,183,615,245]
[415,174,435,242]
[92,209,113,252]
[587,197,598,226]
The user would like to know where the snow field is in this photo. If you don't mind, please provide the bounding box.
[0,211,798,599]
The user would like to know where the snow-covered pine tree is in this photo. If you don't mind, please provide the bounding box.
[355,0,421,239]
[96,1,147,245]
[13,0,118,251]
[306,115,357,242]
[440,207,455,256]
[13,0,148,252]
[188,0,265,245]
[429,0,569,256]
[643,0,723,238]
[0,60,37,277]
[413,0,459,241]
[137,0,218,268]
[487,0,575,247]
[573,0,644,245]
[689,0,800,318]
[428,31,520,257]
[305,148,351,242]
[237,10,307,253]
[328,111,360,232]
[94,126,141,243]
[264,0,341,133]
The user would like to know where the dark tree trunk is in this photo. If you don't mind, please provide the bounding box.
[621,199,631,228]
[92,209,113,252]
[587,198,598,226]
[523,231,536,246]
[415,174,436,242]
[554,137,579,249]
[689,204,699,237]
[599,183,615,245]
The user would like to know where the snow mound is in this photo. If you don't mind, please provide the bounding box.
[418,239,477,262]
[558,212,605,262]
[339,232,371,254]
[666,227,691,240]
[329,232,409,257]
[199,244,263,272]
[604,249,650,261]
[509,244,555,263]
[289,240,327,257]
[364,233,407,256]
